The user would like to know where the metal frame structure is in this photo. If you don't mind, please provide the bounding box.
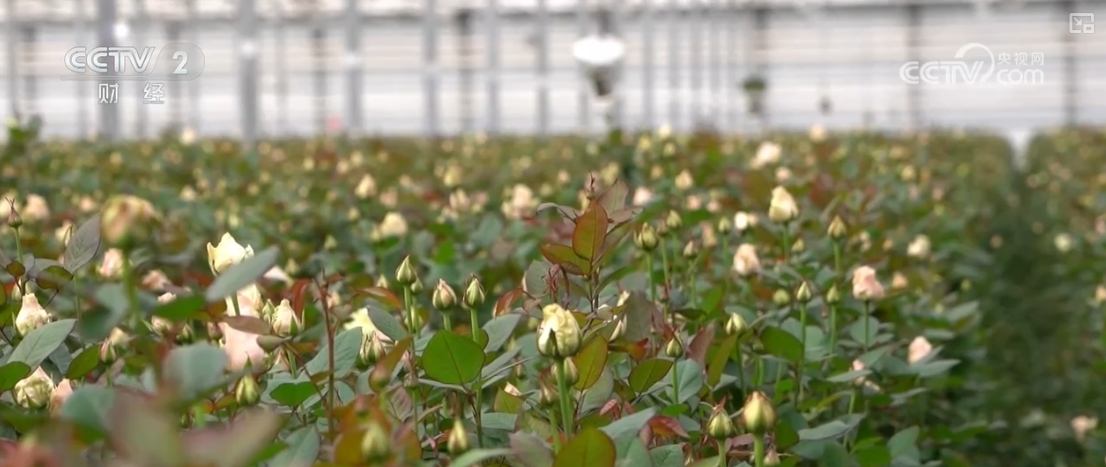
[0,0,1103,141]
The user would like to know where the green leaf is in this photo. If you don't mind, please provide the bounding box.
[60,385,116,434]
[615,436,652,467]
[826,369,871,383]
[483,314,521,353]
[887,426,920,457]
[8,319,76,371]
[666,360,703,404]
[422,331,486,386]
[761,327,803,363]
[365,307,409,341]
[35,265,74,291]
[628,358,673,395]
[539,243,591,276]
[580,367,614,415]
[163,343,228,401]
[573,336,608,390]
[66,346,101,380]
[649,445,684,467]
[0,362,32,392]
[153,295,206,322]
[64,214,101,272]
[554,427,616,467]
[855,446,892,467]
[79,285,128,340]
[204,246,279,302]
[510,432,553,467]
[305,328,362,378]
[573,201,610,262]
[620,291,657,343]
[599,408,656,441]
[707,334,737,387]
[452,448,514,467]
[270,381,317,407]
[799,420,853,441]
[109,392,186,467]
[912,359,959,378]
[523,261,549,297]
[184,408,283,467]
[271,427,320,467]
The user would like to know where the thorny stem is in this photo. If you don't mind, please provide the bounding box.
[863,300,871,352]
[646,254,657,303]
[404,287,416,335]
[469,304,485,447]
[780,223,791,263]
[671,356,681,405]
[120,250,140,330]
[753,435,766,467]
[735,343,747,395]
[797,302,807,405]
[660,237,671,307]
[556,359,574,438]
[320,279,338,440]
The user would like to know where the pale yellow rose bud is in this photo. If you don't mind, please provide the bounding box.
[14,367,55,410]
[537,304,582,359]
[795,281,812,302]
[706,405,737,439]
[395,256,418,286]
[234,375,261,406]
[852,266,885,301]
[206,233,255,275]
[827,216,847,239]
[15,294,50,337]
[724,313,748,336]
[361,421,391,462]
[432,279,458,311]
[768,186,799,223]
[635,224,660,252]
[464,276,486,308]
[741,391,777,435]
[447,420,471,456]
[99,195,159,249]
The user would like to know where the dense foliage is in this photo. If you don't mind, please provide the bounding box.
[0,122,1102,467]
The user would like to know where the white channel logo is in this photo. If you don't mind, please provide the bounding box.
[899,43,1044,85]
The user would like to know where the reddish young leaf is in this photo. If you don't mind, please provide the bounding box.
[539,243,590,276]
[572,202,610,262]
[597,179,629,213]
[687,325,716,366]
[494,288,526,317]
[649,416,690,440]
[289,278,313,318]
[222,315,271,335]
[354,286,404,310]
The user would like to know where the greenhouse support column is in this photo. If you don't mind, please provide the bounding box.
[134,0,147,138]
[642,0,655,130]
[610,0,624,128]
[22,27,35,118]
[667,0,679,130]
[1061,0,1077,126]
[238,0,259,150]
[76,0,90,136]
[274,1,288,134]
[5,0,17,120]
[689,0,702,125]
[346,0,364,136]
[457,9,474,133]
[905,4,921,131]
[167,21,182,130]
[751,4,768,130]
[312,27,326,134]
[536,0,549,136]
[708,0,720,124]
[576,0,589,132]
[186,0,200,132]
[97,0,119,141]
[423,0,439,138]
[485,0,500,135]
[726,0,737,132]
